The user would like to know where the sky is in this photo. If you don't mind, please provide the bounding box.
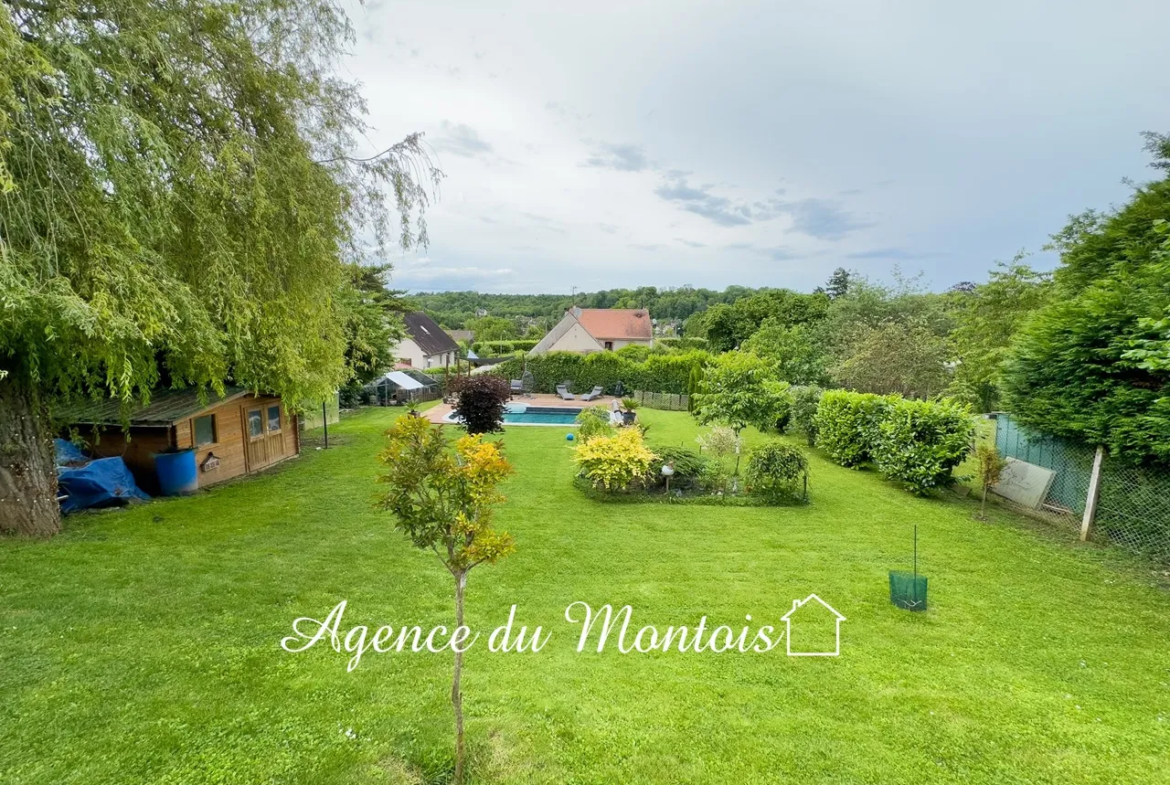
[342,0,1170,294]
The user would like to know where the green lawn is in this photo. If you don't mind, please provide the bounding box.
[2,407,1168,784]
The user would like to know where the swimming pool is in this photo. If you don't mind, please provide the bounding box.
[444,403,582,426]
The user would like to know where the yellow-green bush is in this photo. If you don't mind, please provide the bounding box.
[572,428,657,491]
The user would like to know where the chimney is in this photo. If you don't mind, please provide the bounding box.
[792,599,801,612]
[572,306,582,317]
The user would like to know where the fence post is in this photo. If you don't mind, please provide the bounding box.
[1080,445,1105,542]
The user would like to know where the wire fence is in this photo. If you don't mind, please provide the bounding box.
[993,414,1170,564]
[631,390,690,411]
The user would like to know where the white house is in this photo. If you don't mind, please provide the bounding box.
[393,312,460,369]
[529,307,654,355]
[780,594,846,657]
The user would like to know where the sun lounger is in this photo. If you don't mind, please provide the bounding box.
[556,384,575,400]
[580,386,604,402]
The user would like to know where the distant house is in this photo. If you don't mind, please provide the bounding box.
[63,387,299,494]
[445,329,475,344]
[529,307,654,355]
[394,312,460,369]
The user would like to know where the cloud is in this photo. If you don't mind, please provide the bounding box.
[583,142,651,172]
[630,243,663,251]
[847,248,936,260]
[655,174,753,227]
[770,198,870,240]
[755,246,801,261]
[431,122,493,158]
[675,238,707,248]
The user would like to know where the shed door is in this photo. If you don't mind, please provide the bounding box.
[242,403,287,473]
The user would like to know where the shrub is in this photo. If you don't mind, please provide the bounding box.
[814,390,894,467]
[648,446,708,489]
[872,397,974,495]
[698,459,735,496]
[975,442,1008,518]
[572,428,657,491]
[790,385,824,445]
[658,336,710,351]
[576,405,615,440]
[696,425,742,460]
[745,442,809,503]
[452,375,512,434]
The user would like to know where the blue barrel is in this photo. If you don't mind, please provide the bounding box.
[154,450,198,496]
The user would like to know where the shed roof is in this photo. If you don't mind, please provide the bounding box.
[61,386,250,427]
[404,312,460,356]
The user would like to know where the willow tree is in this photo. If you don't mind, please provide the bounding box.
[0,0,440,536]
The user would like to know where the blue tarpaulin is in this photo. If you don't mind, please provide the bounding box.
[55,439,150,513]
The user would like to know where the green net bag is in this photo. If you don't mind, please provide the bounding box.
[888,571,928,611]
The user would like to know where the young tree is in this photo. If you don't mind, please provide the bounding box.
[0,0,440,535]
[974,443,1009,519]
[378,415,515,785]
[692,352,792,473]
[742,320,829,385]
[452,376,512,435]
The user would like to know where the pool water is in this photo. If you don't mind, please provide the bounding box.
[503,405,581,425]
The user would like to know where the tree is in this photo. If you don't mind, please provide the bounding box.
[974,443,1008,519]
[452,376,512,435]
[692,352,792,473]
[1003,137,1170,464]
[378,415,515,785]
[466,316,519,343]
[337,263,411,387]
[826,267,852,299]
[831,320,950,398]
[686,363,703,412]
[741,320,829,385]
[0,0,440,535]
[947,257,1052,411]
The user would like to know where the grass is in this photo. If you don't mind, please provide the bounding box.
[2,406,1169,784]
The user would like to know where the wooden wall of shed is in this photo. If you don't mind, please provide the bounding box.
[81,425,174,495]
[174,395,299,489]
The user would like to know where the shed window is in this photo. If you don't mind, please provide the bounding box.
[194,414,216,447]
[247,409,263,439]
[266,405,282,433]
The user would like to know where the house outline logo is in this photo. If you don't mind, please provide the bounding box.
[780,594,846,657]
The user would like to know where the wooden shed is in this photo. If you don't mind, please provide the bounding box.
[64,387,300,494]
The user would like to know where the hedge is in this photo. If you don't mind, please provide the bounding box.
[873,397,973,495]
[470,339,538,355]
[814,389,974,495]
[657,337,710,351]
[489,350,712,395]
[813,390,894,467]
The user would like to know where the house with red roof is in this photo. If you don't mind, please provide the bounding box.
[529,307,654,355]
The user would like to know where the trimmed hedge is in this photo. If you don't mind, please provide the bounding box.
[490,350,712,395]
[814,389,974,495]
[814,390,894,467]
[657,337,710,351]
[471,339,538,355]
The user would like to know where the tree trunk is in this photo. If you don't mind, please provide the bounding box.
[452,570,467,785]
[0,373,61,537]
